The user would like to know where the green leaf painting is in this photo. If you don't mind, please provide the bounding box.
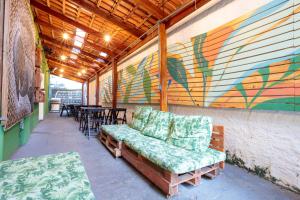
[143,69,152,103]
[193,33,211,102]
[167,57,195,104]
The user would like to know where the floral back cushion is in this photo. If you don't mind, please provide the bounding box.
[167,115,213,153]
[141,110,173,141]
[130,106,153,131]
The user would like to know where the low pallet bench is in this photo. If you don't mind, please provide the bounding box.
[99,125,225,196]
[122,125,225,196]
[99,130,122,157]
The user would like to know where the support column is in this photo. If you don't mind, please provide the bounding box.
[95,72,100,105]
[159,23,168,111]
[87,80,89,106]
[81,83,84,104]
[112,59,117,109]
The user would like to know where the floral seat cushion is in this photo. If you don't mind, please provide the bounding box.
[0,152,95,200]
[129,106,153,131]
[123,134,225,174]
[167,115,213,153]
[102,124,140,141]
[141,110,173,141]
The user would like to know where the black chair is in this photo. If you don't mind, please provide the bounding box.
[60,104,69,117]
[107,108,127,125]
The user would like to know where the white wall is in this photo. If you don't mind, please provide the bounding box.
[101,0,300,191]
[88,79,96,105]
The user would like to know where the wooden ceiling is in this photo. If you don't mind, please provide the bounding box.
[30,0,211,82]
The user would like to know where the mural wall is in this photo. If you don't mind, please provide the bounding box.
[100,73,113,104]
[103,0,300,111]
[2,0,36,129]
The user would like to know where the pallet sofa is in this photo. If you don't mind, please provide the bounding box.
[99,106,225,196]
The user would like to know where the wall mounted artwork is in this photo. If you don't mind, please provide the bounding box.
[102,0,300,111]
[1,0,36,129]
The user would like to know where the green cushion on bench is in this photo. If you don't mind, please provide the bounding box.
[123,134,225,174]
[141,110,173,141]
[102,124,140,141]
[130,106,153,131]
[0,152,95,200]
[167,115,213,153]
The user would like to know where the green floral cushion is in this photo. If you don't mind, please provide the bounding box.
[102,124,141,141]
[167,115,213,153]
[141,110,173,141]
[0,152,95,200]
[129,106,153,131]
[123,134,225,174]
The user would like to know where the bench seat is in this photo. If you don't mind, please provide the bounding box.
[123,133,225,174]
[101,124,139,141]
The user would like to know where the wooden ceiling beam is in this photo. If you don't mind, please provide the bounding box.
[117,0,212,63]
[43,42,102,69]
[30,0,102,35]
[47,57,94,75]
[35,19,116,56]
[165,0,211,28]
[69,0,144,37]
[50,70,86,83]
[48,64,89,79]
[47,56,95,74]
[40,34,108,62]
[131,0,165,19]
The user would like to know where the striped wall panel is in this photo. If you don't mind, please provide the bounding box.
[117,52,160,104]
[101,0,300,111]
[100,74,112,103]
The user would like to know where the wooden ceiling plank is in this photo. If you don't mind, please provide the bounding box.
[69,0,143,37]
[31,0,103,36]
[131,0,165,19]
[48,64,89,79]
[40,33,108,62]
[43,41,101,70]
[47,57,94,75]
[35,18,116,55]
[117,0,212,62]
[51,70,85,82]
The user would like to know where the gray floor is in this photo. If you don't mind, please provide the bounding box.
[11,113,300,200]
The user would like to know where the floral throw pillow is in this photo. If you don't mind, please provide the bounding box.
[130,106,153,131]
[167,115,213,153]
[141,110,173,141]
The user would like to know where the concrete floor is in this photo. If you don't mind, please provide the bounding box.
[11,113,300,200]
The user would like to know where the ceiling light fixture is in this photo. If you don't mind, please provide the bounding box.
[77,72,82,76]
[81,69,86,74]
[60,55,67,61]
[59,68,64,72]
[62,32,69,40]
[104,34,111,42]
[59,74,63,77]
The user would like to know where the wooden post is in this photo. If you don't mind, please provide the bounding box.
[95,72,100,105]
[112,58,117,109]
[86,80,89,106]
[159,23,168,112]
[81,83,84,104]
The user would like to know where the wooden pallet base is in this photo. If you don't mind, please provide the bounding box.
[122,143,223,197]
[99,131,122,157]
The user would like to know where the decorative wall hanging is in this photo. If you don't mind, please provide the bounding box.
[2,0,36,129]
[105,0,300,111]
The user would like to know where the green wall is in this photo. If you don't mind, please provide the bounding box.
[0,104,39,160]
[0,3,50,160]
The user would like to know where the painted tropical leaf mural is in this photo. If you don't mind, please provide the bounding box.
[103,0,300,112]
